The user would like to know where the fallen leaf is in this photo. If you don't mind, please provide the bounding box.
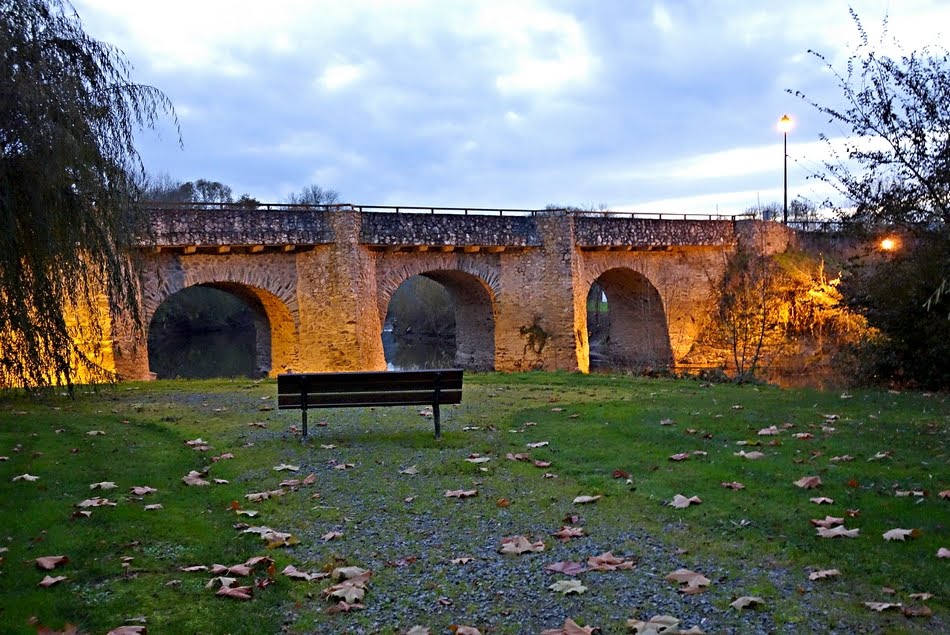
[734,451,764,460]
[816,525,859,538]
[332,566,370,580]
[106,627,147,635]
[211,452,235,462]
[445,489,478,499]
[38,575,67,587]
[130,486,157,496]
[809,497,834,505]
[810,516,844,528]
[87,430,105,436]
[499,535,544,554]
[496,498,510,508]
[660,418,674,426]
[321,531,343,542]
[665,568,710,594]
[533,460,552,468]
[76,497,116,508]
[211,563,252,576]
[12,473,39,482]
[89,481,117,490]
[179,565,209,572]
[282,564,325,582]
[830,455,854,462]
[587,551,635,571]
[669,494,702,509]
[539,618,597,635]
[545,561,587,576]
[506,453,531,461]
[181,471,210,486]
[938,490,949,500]
[465,456,491,464]
[548,579,587,595]
[612,469,630,479]
[405,628,430,635]
[882,528,915,542]
[216,585,253,601]
[323,580,366,603]
[794,476,822,489]
[572,495,601,505]
[721,481,745,490]
[669,453,690,462]
[730,596,765,610]
[757,426,779,436]
[399,465,419,475]
[449,627,481,635]
[908,592,933,601]
[527,441,549,448]
[864,602,902,612]
[868,450,892,461]
[792,433,814,440]
[450,557,474,565]
[939,547,950,558]
[626,615,704,634]
[809,569,841,580]
[35,556,69,570]
[327,600,365,613]
[903,605,934,618]
[551,526,585,542]
[273,463,299,472]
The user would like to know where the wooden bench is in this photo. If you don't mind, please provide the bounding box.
[277,369,463,439]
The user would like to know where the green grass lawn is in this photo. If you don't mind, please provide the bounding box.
[0,374,947,634]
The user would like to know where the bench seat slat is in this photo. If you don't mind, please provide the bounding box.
[278,376,462,395]
[278,389,463,409]
[278,369,462,394]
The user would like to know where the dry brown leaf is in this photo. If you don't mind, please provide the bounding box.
[903,605,934,618]
[669,494,702,509]
[506,453,531,461]
[810,516,844,528]
[545,561,587,576]
[179,565,209,572]
[76,497,116,508]
[587,551,635,571]
[527,441,549,448]
[552,526,585,542]
[794,476,822,489]
[272,463,299,472]
[323,580,367,604]
[321,531,343,541]
[548,579,587,595]
[445,489,478,499]
[730,596,764,610]
[540,618,598,635]
[449,627,482,635]
[939,547,950,558]
[12,473,39,482]
[864,601,902,612]
[809,497,834,505]
[533,460,552,468]
[216,585,253,601]
[669,453,689,462]
[181,471,210,486]
[757,426,779,436]
[665,568,710,594]
[38,575,67,587]
[499,535,545,554]
[144,503,163,511]
[734,451,764,460]
[908,592,933,601]
[105,627,146,635]
[35,556,69,570]
[572,495,601,504]
[404,627,430,635]
[721,481,745,490]
[882,528,915,541]
[89,481,117,490]
[450,557,474,565]
[816,525,859,538]
[938,490,950,500]
[211,564,252,577]
[809,569,841,580]
[327,600,365,613]
[465,456,491,464]
[400,465,419,475]
[130,486,157,496]
[829,455,854,462]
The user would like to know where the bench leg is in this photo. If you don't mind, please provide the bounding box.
[433,402,441,439]
[302,408,308,439]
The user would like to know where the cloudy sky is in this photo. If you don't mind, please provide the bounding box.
[73,0,949,214]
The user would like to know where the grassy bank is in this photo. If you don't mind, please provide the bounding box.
[0,374,947,634]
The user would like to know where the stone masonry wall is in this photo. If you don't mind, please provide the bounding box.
[359,212,541,247]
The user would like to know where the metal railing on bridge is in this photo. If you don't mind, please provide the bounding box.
[140,201,755,222]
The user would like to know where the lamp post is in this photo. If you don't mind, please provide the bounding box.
[778,114,793,224]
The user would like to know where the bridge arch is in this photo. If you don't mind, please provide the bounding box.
[583,266,672,371]
[378,263,497,371]
[142,257,299,376]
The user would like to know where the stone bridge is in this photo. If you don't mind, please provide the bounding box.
[110,204,794,379]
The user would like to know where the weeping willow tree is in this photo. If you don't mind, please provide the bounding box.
[0,0,177,389]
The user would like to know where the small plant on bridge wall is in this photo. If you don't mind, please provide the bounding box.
[520,317,549,356]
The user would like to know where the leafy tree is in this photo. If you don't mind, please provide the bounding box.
[190,178,233,204]
[0,0,177,388]
[790,10,950,228]
[284,184,341,206]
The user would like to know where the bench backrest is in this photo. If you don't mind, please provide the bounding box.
[277,369,463,409]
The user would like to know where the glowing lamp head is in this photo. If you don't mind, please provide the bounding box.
[778,114,793,133]
[880,237,898,251]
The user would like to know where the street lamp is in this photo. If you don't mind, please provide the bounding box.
[778,114,793,224]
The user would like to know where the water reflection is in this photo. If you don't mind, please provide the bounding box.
[148,329,257,379]
[382,329,455,370]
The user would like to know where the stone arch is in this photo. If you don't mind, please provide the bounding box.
[583,267,672,371]
[379,264,497,371]
[142,256,300,377]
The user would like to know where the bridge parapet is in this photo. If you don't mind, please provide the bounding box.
[141,205,333,249]
[359,211,541,250]
[575,217,736,250]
